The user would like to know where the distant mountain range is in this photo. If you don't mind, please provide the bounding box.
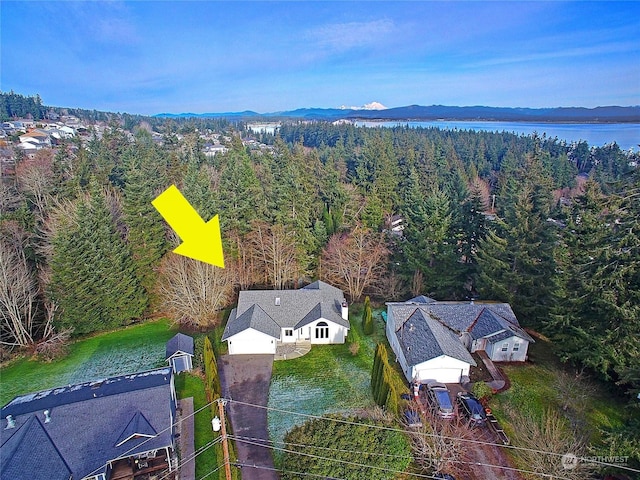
[155,104,640,123]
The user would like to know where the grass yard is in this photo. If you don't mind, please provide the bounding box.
[174,373,228,480]
[490,336,627,438]
[0,318,177,406]
[487,335,631,477]
[267,306,394,459]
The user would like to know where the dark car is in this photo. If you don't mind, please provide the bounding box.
[456,391,487,426]
[426,381,455,418]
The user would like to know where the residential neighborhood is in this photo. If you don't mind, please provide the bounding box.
[1,90,638,480]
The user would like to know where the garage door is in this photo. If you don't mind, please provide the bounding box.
[417,368,462,384]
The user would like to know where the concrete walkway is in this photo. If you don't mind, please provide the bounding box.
[218,355,278,480]
[274,341,311,361]
[177,397,195,480]
[476,350,506,391]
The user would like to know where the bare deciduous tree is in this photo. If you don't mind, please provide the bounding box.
[0,182,21,217]
[0,237,38,348]
[156,254,234,328]
[15,149,55,218]
[320,225,389,301]
[247,221,301,289]
[405,407,476,477]
[505,406,596,480]
[227,230,257,290]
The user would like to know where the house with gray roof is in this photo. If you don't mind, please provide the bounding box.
[386,296,534,384]
[0,368,177,480]
[222,280,349,355]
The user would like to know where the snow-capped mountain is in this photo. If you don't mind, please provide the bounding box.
[340,102,388,110]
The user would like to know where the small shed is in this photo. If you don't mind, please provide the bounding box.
[165,333,194,373]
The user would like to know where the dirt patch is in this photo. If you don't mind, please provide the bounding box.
[458,428,524,480]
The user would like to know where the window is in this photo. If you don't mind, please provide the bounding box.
[513,343,520,352]
[284,329,293,337]
[315,321,329,339]
[501,343,509,352]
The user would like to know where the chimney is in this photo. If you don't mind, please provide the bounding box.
[43,410,51,423]
[5,415,15,429]
[341,301,348,320]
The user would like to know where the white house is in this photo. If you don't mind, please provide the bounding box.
[221,281,350,355]
[386,296,534,384]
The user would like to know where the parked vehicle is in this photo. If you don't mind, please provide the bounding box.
[456,391,487,426]
[426,381,455,418]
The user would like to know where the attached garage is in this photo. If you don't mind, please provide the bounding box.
[413,355,473,384]
[226,328,277,355]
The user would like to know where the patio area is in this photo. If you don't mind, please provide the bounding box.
[109,454,175,480]
[274,341,311,361]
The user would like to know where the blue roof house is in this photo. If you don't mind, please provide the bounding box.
[0,368,177,480]
[386,296,534,384]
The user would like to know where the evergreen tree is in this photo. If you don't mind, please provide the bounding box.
[362,296,374,335]
[50,180,147,334]
[403,188,460,298]
[216,147,262,233]
[122,138,169,294]
[549,174,640,397]
[476,151,557,327]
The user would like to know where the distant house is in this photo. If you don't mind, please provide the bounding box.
[386,296,534,384]
[0,368,177,480]
[19,129,51,150]
[166,333,194,373]
[384,214,405,236]
[222,280,350,355]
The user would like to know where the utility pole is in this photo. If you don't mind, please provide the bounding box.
[218,399,232,480]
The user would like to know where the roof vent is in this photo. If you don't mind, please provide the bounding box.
[44,410,51,423]
[275,297,281,306]
[5,415,15,429]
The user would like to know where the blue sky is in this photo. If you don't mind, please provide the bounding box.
[1,1,639,115]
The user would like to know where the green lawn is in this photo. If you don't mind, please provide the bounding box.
[488,334,629,475]
[174,373,225,479]
[0,318,177,406]
[267,307,394,458]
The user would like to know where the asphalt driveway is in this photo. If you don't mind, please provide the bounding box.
[218,354,278,480]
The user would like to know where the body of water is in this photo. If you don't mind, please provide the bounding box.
[355,120,640,151]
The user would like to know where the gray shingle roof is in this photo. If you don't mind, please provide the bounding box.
[394,309,476,366]
[166,333,194,358]
[386,299,533,368]
[0,415,72,480]
[222,304,282,340]
[222,281,348,341]
[0,368,174,480]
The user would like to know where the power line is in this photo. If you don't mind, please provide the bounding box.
[83,395,219,478]
[231,433,576,480]
[226,398,640,473]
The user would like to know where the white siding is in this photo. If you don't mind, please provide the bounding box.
[486,336,529,362]
[227,329,276,355]
[412,356,471,384]
[309,318,347,345]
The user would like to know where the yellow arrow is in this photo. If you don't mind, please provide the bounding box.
[152,185,225,268]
